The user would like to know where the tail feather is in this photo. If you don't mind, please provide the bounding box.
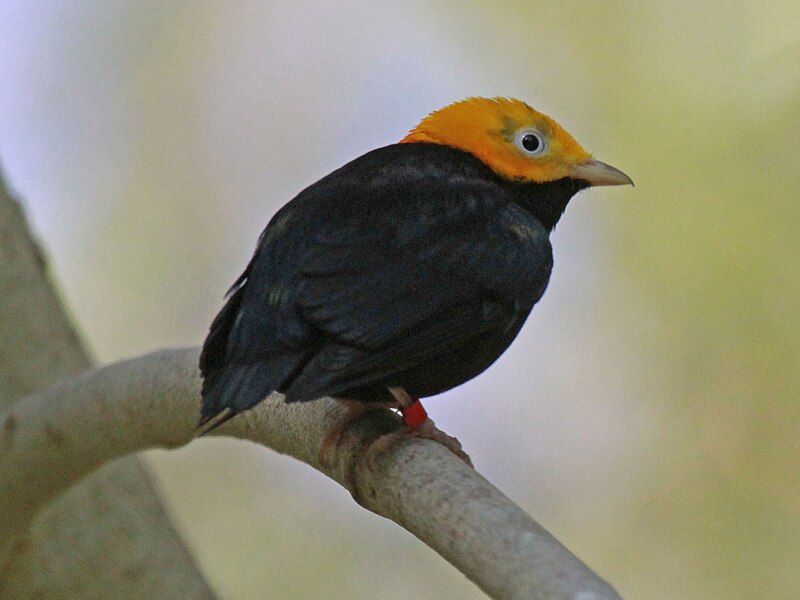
[200,362,272,423]
[199,264,309,431]
[196,407,234,436]
[199,283,246,383]
[199,352,306,431]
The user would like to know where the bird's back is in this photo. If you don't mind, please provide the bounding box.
[200,143,554,424]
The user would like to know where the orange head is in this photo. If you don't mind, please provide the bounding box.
[402,97,631,187]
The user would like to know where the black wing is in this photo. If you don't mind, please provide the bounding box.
[285,147,553,401]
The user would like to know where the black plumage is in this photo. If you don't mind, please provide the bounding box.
[199,142,589,426]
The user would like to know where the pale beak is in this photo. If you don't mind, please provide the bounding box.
[570,160,633,187]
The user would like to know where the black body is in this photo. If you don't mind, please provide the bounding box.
[199,143,588,423]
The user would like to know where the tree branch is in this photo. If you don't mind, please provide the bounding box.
[1,348,620,600]
[0,167,216,598]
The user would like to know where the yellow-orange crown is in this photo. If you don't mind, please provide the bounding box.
[402,97,593,183]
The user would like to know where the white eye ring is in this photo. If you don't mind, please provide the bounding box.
[514,130,546,156]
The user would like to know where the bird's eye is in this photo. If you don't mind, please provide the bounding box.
[514,130,546,156]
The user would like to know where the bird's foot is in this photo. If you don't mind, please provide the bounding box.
[365,419,473,468]
[410,417,473,467]
[320,399,393,468]
[365,398,473,469]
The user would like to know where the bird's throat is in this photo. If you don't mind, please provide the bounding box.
[509,178,589,231]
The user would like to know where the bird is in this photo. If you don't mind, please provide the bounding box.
[198,97,632,464]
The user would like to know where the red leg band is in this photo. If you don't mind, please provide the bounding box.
[401,398,427,429]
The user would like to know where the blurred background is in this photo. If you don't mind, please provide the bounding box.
[1,1,798,598]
